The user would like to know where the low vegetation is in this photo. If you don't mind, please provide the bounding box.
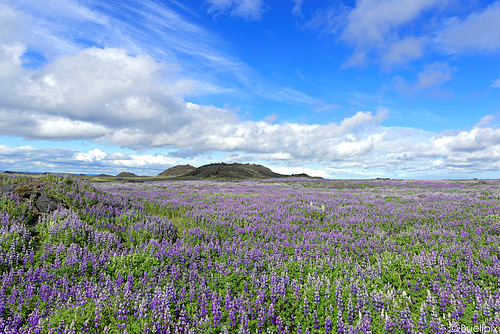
[0,174,499,333]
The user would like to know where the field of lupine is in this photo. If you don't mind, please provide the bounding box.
[1,174,500,333]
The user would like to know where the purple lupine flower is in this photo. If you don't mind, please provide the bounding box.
[312,310,319,331]
[303,295,309,317]
[347,296,354,325]
[324,315,333,334]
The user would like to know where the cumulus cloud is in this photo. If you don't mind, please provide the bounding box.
[0,145,183,175]
[0,0,263,100]
[75,149,107,162]
[435,2,500,54]
[0,43,28,85]
[0,43,390,162]
[431,127,500,153]
[2,114,500,177]
[12,48,168,114]
[424,123,500,173]
[205,0,266,20]
[0,145,77,171]
[340,0,440,67]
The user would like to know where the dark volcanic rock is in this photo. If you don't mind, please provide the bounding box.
[1,181,66,215]
[158,164,196,178]
[35,193,64,213]
[1,184,17,195]
[184,163,284,179]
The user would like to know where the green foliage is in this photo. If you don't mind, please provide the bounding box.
[1,176,500,332]
[0,196,38,226]
[105,252,160,279]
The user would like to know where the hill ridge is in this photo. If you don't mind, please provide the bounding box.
[158,164,196,178]
[182,162,283,179]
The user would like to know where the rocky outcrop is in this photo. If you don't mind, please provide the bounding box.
[1,181,66,214]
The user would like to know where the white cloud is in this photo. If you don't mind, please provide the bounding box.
[305,0,444,68]
[0,47,205,138]
[270,166,330,178]
[315,103,339,113]
[36,117,109,140]
[108,154,178,169]
[265,86,317,105]
[13,47,167,115]
[307,1,500,68]
[0,145,183,175]
[475,115,495,128]
[2,115,500,177]
[0,42,27,80]
[206,0,266,20]
[292,0,304,17]
[435,2,500,54]
[382,37,426,67]
[1,37,497,178]
[10,0,106,24]
[341,0,440,67]
[414,62,454,90]
[75,149,107,162]
[394,62,454,95]
[343,0,439,45]
[0,45,392,159]
[431,127,500,153]
[3,0,320,112]
[0,2,87,57]
[0,0,262,100]
[491,78,500,88]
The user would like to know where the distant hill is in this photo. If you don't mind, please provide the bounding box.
[182,163,284,179]
[157,164,196,178]
[116,172,138,177]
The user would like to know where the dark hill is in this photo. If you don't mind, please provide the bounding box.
[183,163,284,179]
[116,172,138,177]
[158,164,196,178]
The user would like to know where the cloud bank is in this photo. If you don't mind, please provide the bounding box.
[1,43,499,177]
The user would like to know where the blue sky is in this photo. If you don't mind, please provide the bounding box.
[0,0,499,178]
